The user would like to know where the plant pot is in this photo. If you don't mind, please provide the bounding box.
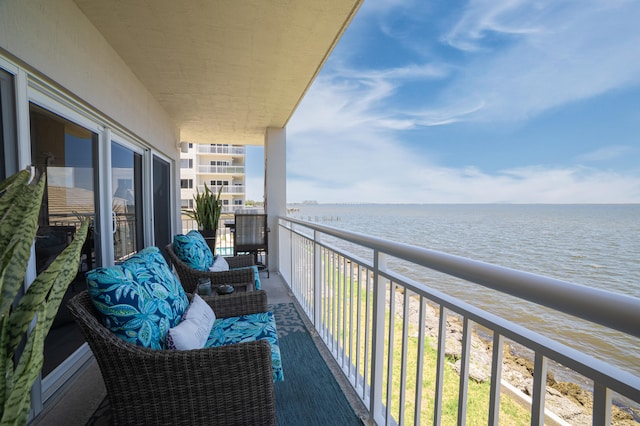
[198,230,217,255]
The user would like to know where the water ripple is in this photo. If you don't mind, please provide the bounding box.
[292,204,640,375]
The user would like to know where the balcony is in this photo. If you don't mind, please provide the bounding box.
[276,217,640,425]
[195,185,245,195]
[196,145,245,155]
[197,165,245,175]
[32,215,640,425]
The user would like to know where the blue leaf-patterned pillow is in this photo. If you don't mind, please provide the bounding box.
[206,311,283,382]
[172,230,214,271]
[86,246,189,349]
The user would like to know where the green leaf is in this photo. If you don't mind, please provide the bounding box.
[0,307,46,426]
[0,316,9,414]
[0,171,45,316]
[5,220,88,354]
[0,169,31,220]
[41,220,88,335]
[0,169,87,423]
[182,182,223,231]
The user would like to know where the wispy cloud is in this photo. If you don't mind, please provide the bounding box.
[287,145,640,204]
[286,0,640,204]
[315,0,640,128]
[428,0,640,123]
[288,78,640,203]
[345,0,640,125]
[442,0,548,52]
[576,146,634,163]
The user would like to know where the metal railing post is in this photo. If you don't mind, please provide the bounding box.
[370,250,387,425]
[314,229,322,328]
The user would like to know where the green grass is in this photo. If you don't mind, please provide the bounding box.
[384,313,530,425]
[318,254,531,425]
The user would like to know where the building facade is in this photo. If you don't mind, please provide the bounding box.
[0,0,361,421]
[180,143,246,213]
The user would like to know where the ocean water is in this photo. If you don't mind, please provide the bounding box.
[288,204,640,378]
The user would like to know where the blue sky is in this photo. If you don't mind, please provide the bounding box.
[248,0,640,203]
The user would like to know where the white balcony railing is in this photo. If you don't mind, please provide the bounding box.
[196,145,245,155]
[195,185,245,194]
[197,165,244,174]
[278,217,640,425]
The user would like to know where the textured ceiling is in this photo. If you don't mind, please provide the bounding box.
[73,0,362,145]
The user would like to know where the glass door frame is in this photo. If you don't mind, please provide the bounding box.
[2,55,179,420]
[110,133,148,261]
[27,84,106,408]
[25,80,175,408]
[150,151,176,253]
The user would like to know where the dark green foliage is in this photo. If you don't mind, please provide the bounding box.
[0,169,88,425]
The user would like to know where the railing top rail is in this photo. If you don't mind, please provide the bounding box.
[280,216,640,338]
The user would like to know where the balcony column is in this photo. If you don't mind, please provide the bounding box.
[264,127,286,273]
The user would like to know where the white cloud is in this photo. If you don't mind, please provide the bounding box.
[287,151,640,204]
[355,63,450,81]
[442,0,547,52]
[318,0,640,127]
[576,146,634,163]
[288,73,640,204]
[287,77,404,134]
[285,0,640,204]
[431,0,640,123]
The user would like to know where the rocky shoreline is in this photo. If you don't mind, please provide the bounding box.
[396,292,639,425]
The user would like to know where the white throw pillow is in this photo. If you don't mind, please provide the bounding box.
[209,255,230,272]
[166,294,216,350]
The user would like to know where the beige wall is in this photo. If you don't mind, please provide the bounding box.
[0,0,179,157]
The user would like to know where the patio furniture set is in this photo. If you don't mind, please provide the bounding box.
[67,227,279,425]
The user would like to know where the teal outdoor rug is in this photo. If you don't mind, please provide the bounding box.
[271,303,362,425]
[86,302,362,425]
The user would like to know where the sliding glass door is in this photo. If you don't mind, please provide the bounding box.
[29,104,99,377]
[153,155,172,256]
[111,142,144,261]
[16,62,178,417]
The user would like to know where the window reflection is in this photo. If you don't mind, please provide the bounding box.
[111,142,143,261]
[29,104,98,377]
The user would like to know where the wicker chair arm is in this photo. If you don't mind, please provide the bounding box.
[164,244,255,293]
[225,254,255,269]
[200,290,268,318]
[67,291,276,425]
[206,268,254,285]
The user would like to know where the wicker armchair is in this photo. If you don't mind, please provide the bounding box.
[68,290,276,426]
[164,243,256,293]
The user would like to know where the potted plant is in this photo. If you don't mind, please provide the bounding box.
[0,168,88,424]
[183,183,223,254]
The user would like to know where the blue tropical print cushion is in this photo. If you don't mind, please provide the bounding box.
[206,311,283,382]
[173,230,214,271]
[86,246,189,349]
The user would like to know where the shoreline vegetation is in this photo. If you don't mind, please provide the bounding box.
[394,290,639,425]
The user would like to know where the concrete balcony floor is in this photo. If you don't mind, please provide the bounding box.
[31,270,368,425]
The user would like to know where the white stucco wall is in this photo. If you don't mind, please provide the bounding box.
[265,127,286,273]
[0,0,179,157]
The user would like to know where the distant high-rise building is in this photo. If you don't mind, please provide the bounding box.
[180,143,246,213]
